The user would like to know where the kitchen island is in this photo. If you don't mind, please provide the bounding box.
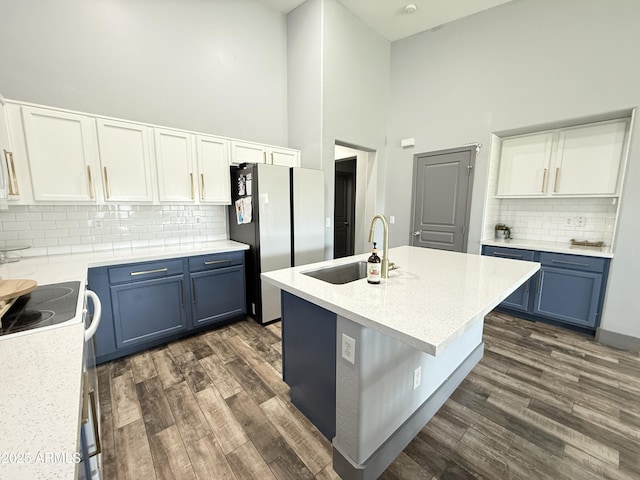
[262,245,539,480]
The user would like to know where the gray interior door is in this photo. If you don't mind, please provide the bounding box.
[410,147,475,252]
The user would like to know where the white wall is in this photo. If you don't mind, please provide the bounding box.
[0,0,288,146]
[288,0,390,259]
[386,0,640,339]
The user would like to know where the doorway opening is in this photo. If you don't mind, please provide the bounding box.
[334,157,356,258]
[333,143,377,259]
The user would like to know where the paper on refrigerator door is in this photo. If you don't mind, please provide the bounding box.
[235,197,253,224]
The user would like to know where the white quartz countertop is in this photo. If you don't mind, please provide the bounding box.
[0,322,85,480]
[0,240,249,285]
[262,245,540,356]
[481,238,614,258]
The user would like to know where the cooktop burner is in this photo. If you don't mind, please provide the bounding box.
[0,281,81,336]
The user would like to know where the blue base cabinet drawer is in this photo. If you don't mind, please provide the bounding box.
[481,245,610,332]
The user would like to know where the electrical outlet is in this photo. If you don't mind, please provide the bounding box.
[94,218,104,229]
[341,334,355,364]
[413,366,421,390]
[575,216,586,227]
[390,216,395,224]
[565,217,573,226]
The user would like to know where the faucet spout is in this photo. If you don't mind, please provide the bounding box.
[369,214,390,279]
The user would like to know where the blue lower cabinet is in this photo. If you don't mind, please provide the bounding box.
[282,291,336,440]
[191,265,246,327]
[88,251,246,363]
[533,266,602,328]
[481,245,609,332]
[111,275,189,349]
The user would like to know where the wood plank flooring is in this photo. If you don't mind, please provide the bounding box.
[97,312,640,479]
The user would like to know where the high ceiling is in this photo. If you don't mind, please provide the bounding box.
[260,0,514,41]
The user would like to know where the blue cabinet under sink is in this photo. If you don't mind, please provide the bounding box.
[482,246,610,331]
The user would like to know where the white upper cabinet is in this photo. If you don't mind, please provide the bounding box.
[268,146,300,167]
[552,120,627,196]
[21,106,97,202]
[496,119,629,198]
[230,140,267,164]
[154,128,196,202]
[96,119,154,202]
[496,132,553,196]
[195,135,231,204]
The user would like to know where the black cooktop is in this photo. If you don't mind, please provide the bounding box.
[0,281,81,336]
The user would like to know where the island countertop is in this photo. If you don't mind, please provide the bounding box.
[262,245,540,355]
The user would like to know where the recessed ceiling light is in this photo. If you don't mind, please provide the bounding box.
[404,3,418,14]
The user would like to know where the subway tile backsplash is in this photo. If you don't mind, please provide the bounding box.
[0,204,228,257]
[487,197,617,245]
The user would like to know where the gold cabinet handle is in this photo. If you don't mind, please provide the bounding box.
[191,277,197,304]
[87,165,94,199]
[200,173,205,201]
[130,267,168,276]
[554,167,560,193]
[270,152,274,165]
[263,151,267,163]
[190,172,194,200]
[204,259,231,265]
[3,149,18,195]
[541,168,547,193]
[103,166,110,199]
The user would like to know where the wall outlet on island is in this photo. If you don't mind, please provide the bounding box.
[341,334,355,364]
[413,366,421,390]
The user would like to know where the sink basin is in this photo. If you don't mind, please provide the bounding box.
[303,261,368,285]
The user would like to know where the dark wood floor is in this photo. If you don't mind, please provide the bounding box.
[97,312,640,480]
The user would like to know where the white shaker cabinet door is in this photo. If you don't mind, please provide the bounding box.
[196,135,231,204]
[553,120,627,196]
[96,119,154,202]
[268,146,300,167]
[496,132,554,196]
[21,106,98,202]
[154,128,196,202]
[230,140,267,165]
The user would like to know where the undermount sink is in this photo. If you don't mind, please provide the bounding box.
[303,261,368,285]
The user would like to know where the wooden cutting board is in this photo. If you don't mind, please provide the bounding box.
[0,279,38,302]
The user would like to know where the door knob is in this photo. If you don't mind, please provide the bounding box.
[412,231,420,236]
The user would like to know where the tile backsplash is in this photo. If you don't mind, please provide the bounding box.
[0,204,228,257]
[485,197,617,245]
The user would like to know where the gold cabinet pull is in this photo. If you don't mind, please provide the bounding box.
[190,172,194,200]
[130,267,168,276]
[263,151,267,163]
[103,166,111,199]
[3,149,18,195]
[270,152,274,165]
[204,259,231,265]
[87,165,94,199]
[554,167,560,193]
[191,277,197,304]
[200,173,205,201]
[541,168,547,193]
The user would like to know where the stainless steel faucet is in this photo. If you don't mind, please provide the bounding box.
[368,213,392,279]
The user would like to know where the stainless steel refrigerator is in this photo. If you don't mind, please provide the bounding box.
[229,163,324,324]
